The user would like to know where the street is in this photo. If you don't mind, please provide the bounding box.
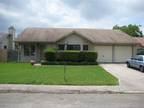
[0,93,143,108]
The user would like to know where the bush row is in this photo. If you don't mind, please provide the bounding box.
[41,61,98,65]
[44,51,98,62]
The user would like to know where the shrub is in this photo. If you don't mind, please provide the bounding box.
[64,51,80,62]
[45,52,56,61]
[44,50,98,63]
[41,61,98,65]
[56,52,65,61]
[56,51,81,62]
[44,47,56,52]
[79,52,98,62]
[83,52,98,62]
[44,48,56,61]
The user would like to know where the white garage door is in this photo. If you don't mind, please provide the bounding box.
[114,46,132,62]
[95,46,112,62]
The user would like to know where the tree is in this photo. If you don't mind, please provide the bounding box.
[113,24,143,37]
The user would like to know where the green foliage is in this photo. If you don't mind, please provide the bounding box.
[44,47,56,53]
[44,51,98,62]
[64,50,80,52]
[44,48,56,61]
[64,51,80,62]
[56,51,81,62]
[44,52,56,61]
[113,24,143,37]
[80,52,98,62]
[56,52,64,61]
[41,61,98,65]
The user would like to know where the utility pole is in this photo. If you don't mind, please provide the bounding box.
[64,42,68,83]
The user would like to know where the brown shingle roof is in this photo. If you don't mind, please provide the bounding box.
[133,37,144,46]
[15,27,134,44]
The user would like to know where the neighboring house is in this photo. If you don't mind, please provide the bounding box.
[133,37,144,55]
[15,28,139,63]
[0,26,15,50]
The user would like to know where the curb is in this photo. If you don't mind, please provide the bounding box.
[0,84,144,94]
[0,89,122,94]
[1,89,144,94]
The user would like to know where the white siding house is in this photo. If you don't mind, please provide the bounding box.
[0,26,15,50]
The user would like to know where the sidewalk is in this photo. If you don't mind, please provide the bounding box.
[0,84,144,94]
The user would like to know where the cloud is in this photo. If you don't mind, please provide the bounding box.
[0,0,144,33]
[64,0,116,20]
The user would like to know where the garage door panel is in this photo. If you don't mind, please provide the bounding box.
[114,46,132,62]
[95,46,112,62]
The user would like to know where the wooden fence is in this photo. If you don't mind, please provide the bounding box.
[0,49,18,62]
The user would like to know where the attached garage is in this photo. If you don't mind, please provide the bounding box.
[95,45,133,63]
[114,46,132,62]
[95,46,112,62]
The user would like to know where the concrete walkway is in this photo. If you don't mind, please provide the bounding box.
[0,64,144,94]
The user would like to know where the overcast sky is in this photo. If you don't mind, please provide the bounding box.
[0,0,144,33]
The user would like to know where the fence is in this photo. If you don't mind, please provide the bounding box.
[0,49,7,62]
[0,49,18,62]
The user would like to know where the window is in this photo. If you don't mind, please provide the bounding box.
[58,44,65,50]
[30,45,35,56]
[67,45,80,50]
[4,45,7,49]
[24,45,29,56]
[83,45,88,50]
[58,44,88,51]
[137,56,143,61]
[24,44,35,56]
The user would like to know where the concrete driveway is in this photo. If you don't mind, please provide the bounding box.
[101,64,144,92]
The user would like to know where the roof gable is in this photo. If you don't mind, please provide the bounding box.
[56,31,94,43]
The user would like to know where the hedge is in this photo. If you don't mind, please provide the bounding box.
[57,51,80,62]
[44,51,98,62]
[79,52,97,62]
[41,61,98,65]
[44,48,57,61]
[44,52,56,61]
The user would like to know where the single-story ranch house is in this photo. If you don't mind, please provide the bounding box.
[15,28,141,63]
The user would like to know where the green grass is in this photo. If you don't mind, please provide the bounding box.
[0,63,118,85]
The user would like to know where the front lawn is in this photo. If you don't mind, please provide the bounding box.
[0,63,118,85]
